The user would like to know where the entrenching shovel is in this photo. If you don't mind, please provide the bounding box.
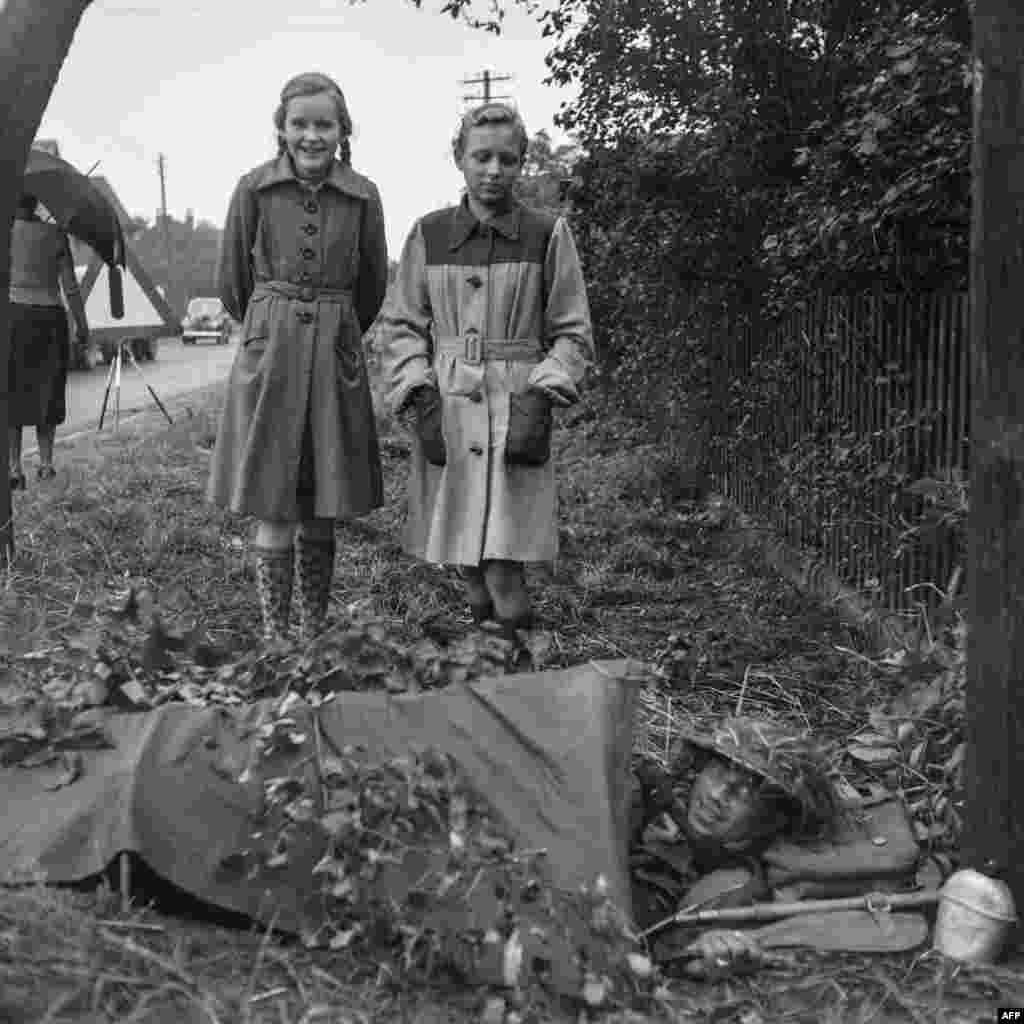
[662,909,930,963]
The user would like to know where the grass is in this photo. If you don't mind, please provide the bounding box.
[0,381,1021,1022]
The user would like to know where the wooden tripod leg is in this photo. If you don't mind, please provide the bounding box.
[120,850,132,913]
[125,346,173,425]
[114,347,122,431]
[97,352,117,431]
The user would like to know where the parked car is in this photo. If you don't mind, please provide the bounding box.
[182,297,233,345]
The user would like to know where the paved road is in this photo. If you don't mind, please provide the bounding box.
[56,334,238,439]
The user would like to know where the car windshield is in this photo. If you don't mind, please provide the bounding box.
[188,299,223,318]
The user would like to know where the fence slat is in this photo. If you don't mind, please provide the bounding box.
[711,289,970,618]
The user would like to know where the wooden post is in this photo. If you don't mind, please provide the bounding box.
[0,0,94,559]
[963,1,1024,906]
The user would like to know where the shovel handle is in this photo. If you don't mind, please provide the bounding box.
[645,889,940,936]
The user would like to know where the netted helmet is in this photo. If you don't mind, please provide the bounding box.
[676,716,840,838]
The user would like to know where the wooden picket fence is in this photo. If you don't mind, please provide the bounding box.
[712,290,969,617]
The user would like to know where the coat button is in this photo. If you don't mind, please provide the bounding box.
[466,274,483,288]
[297,311,314,324]
[298,270,312,282]
[469,444,483,455]
[304,198,318,214]
[303,223,318,235]
[469,390,483,403]
[301,246,315,260]
[299,286,314,301]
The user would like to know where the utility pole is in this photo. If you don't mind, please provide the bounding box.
[460,69,513,106]
[963,0,1024,909]
[157,153,174,314]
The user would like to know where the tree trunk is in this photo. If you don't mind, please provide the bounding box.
[963,1,1024,906]
[0,0,93,560]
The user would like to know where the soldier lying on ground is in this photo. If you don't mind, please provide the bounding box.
[629,716,920,973]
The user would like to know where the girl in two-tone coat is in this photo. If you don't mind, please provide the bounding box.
[208,72,388,643]
[379,103,594,651]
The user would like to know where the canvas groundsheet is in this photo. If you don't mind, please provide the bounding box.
[1,659,643,986]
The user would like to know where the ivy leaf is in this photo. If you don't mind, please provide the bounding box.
[847,743,900,765]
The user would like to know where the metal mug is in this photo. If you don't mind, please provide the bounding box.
[933,868,1017,963]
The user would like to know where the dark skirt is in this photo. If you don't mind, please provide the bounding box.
[8,303,69,427]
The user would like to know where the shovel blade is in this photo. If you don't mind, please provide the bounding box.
[752,910,929,954]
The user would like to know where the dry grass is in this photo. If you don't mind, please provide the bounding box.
[1,383,1022,1021]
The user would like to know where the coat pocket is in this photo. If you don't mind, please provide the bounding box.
[241,295,271,352]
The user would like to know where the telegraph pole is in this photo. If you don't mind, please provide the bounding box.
[963,0,1024,909]
[460,69,513,105]
[156,153,174,314]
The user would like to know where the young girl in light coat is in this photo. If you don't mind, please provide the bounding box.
[380,103,593,654]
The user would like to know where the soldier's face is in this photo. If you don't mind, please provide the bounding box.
[687,756,764,844]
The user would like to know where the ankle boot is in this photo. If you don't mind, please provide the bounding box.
[459,568,494,624]
[295,535,335,642]
[253,544,294,643]
[498,613,535,674]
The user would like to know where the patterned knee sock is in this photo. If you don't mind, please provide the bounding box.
[296,535,336,642]
[253,544,294,642]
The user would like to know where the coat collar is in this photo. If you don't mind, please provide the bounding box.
[253,153,371,200]
[448,195,522,250]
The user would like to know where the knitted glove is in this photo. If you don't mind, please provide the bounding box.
[505,389,553,466]
[410,385,446,467]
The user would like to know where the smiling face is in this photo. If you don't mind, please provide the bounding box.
[686,755,768,846]
[281,91,342,181]
[456,122,524,218]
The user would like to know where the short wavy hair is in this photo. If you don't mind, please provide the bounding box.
[274,72,352,164]
[452,102,528,162]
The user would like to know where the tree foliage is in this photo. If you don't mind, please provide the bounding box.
[515,129,580,215]
[526,0,971,600]
[128,212,222,313]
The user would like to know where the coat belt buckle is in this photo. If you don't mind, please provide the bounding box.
[464,334,483,364]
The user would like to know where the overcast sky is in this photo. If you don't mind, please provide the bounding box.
[39,0,577,255]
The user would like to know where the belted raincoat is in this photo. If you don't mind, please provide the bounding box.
[207,154,388,522]
[379,197,594,565]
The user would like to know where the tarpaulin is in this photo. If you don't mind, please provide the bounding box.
[1,659,645,988]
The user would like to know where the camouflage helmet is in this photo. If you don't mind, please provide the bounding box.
[676,716,840,836]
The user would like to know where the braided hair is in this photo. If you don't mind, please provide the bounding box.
[274,72,352,166]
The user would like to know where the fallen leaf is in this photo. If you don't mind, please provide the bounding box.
[502,928,524,987]
[55,720,114,751]
[43,751,82,791]
[847,743,899,765]
[116,679,150,707]
[582,973,609,1008]
[481,996,506,1024]
[627,952,654,979]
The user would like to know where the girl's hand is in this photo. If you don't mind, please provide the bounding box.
[410,386,446,466]
[505,389,553,466]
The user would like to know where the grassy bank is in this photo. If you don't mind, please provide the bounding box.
[0,384,1019,1022]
